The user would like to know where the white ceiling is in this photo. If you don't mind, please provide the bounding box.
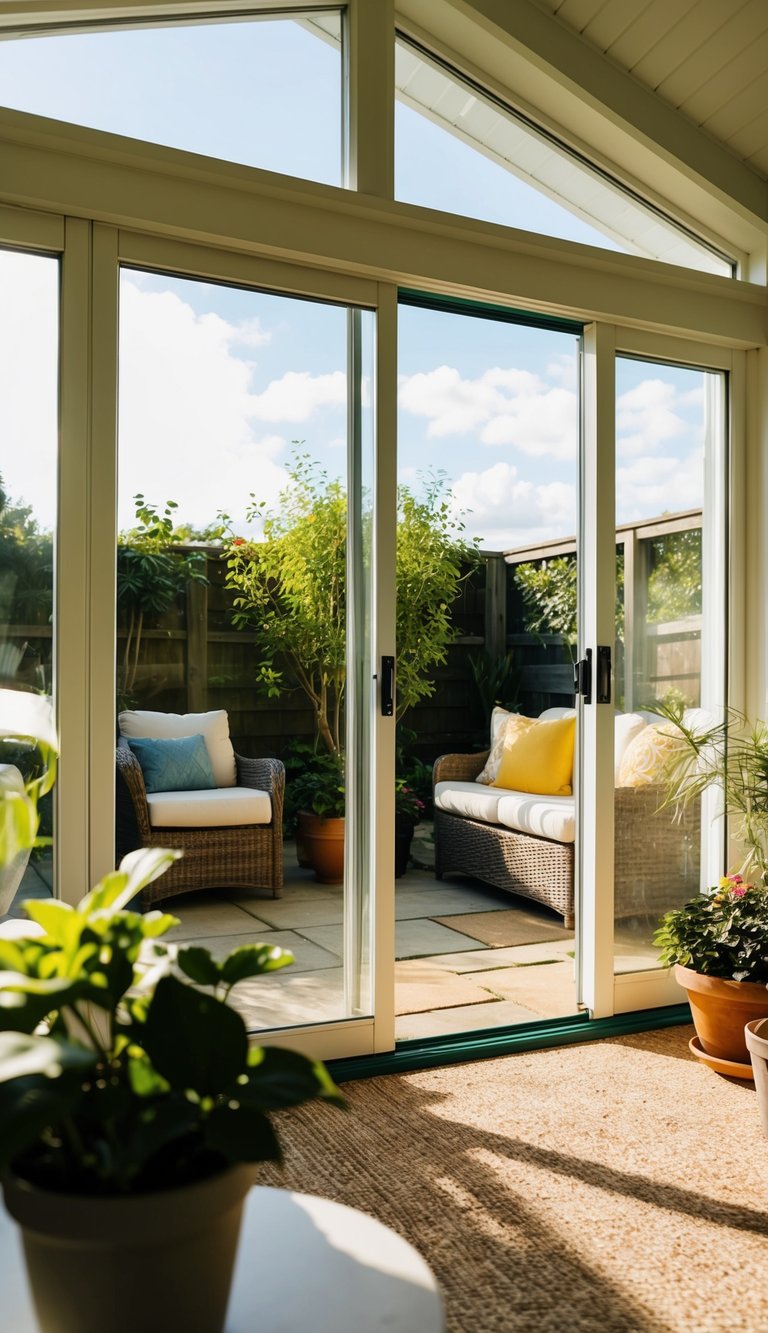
[533,0,768,180]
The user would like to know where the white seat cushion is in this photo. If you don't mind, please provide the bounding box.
[119,709,237,788]
[146,786,271,829]
[496,791,575,844]
[434,781,504,824]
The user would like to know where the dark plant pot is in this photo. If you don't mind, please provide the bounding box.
[395,818,416,878]
[297,811,345,884]
[674,964,768,1064]
[2,1164,255,1333]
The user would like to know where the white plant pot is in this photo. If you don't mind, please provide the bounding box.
[2,1164,256,1333]
[745,1018,768,1137]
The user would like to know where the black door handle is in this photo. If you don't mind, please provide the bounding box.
[381,656,395,716]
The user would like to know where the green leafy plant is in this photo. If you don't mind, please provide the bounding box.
[225,453,478,757]
[654,705,768,884]
[394,780,425,824]
[654,874,768,984]
[288,754,346,820]
[117,496,209,703]
[0,848,343,1196]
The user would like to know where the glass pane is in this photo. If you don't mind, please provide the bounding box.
[0,247,58,919]
[395,37,733,276]
[397,300,580,1040]
[613,357,726,972]
[116,267,373,1031]
[0,14,343,186]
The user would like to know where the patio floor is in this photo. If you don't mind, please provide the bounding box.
[4,830,662,1042]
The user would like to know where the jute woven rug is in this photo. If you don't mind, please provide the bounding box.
[260,1025,768,1333]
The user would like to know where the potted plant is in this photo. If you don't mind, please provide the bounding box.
[653,706,768,1069]
[0,693,343,1333]
[654,874,768,1068]
[289,756,346,884]
[394,780,425,879]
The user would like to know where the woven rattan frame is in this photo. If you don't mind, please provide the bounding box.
[433,752,701,929]
[116,746,285,907]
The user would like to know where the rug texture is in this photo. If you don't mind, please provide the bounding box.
[260,1025,768,1333]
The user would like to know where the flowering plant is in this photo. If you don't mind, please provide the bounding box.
[654,874,768,984]
[394,780,425,824]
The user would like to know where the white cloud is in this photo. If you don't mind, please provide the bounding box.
[451,461,576,550]
[118,281,295,529]
[616,449,704,522]
[0,251,58,528]
[249,370,347,422]
[617,377,690,458]
[398,364,577,458]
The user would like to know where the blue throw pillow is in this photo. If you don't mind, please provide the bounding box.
[127,734,217,794]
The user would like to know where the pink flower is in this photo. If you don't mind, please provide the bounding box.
[731,884,747,897]
[231,537,245,546]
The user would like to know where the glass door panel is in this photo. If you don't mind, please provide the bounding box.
[0,246,58,920]
[613,356,726,976]
[396,298,581,1040]
[116,266,373,1034]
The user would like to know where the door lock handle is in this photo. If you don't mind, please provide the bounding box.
[381,656,395,716]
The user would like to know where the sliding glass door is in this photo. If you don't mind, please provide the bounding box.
[114,247,380,1054]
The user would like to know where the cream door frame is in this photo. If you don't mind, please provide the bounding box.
[579,324,743,1018]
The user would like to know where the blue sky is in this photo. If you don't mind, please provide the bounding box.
[0,15,709,550]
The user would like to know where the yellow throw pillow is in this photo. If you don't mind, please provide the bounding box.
[476,713,535,785]
[492,715,576,796]
[617,722,683,787]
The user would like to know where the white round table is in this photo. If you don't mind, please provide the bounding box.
[0,1185,445,1333]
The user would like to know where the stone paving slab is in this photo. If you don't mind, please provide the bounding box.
[420,939,574,973]
[396,997,541,1040]
[395,916,492,959]
[475,959,578,1018]
[173,928,341,973]
[231,967,347,1031]
[165,897,272,940]
[394,960,496,1016]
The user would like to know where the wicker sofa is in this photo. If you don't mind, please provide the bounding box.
[433,709,701,929]
[115,709,285,907]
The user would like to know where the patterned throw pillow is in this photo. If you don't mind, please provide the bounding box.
[127,734,217,794]
[476,713,535,785]
[617,722,683,787]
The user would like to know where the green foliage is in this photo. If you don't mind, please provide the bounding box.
[0,848,343,1196]
[288,753,346,819]
[225,453,478,756]
[116,496,208,703]
[513,528,701,671]
[653,704,768,885]
[647,529,702,623]
[395,475,480,719]
[654,876,768,983]
[513,556,579,662]
[394,779,424,823]
[467,650,520,721]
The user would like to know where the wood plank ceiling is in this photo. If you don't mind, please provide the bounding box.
[533,0,768,178]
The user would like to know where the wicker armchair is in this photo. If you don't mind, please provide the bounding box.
[116,746,285,908]
[433,750,700,929]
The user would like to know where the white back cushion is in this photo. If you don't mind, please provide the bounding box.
[613,713,647,783]
[118,710,237,788]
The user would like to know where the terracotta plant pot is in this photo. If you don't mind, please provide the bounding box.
[745,1018,768,1136]
[674,963,768,1064]
[297,811,345,884]
[2,1164,255,1333]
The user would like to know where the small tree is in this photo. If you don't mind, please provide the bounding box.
[225,455,478,757]
[116,496,208,702]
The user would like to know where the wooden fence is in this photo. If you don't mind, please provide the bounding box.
[6,510,703,766]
